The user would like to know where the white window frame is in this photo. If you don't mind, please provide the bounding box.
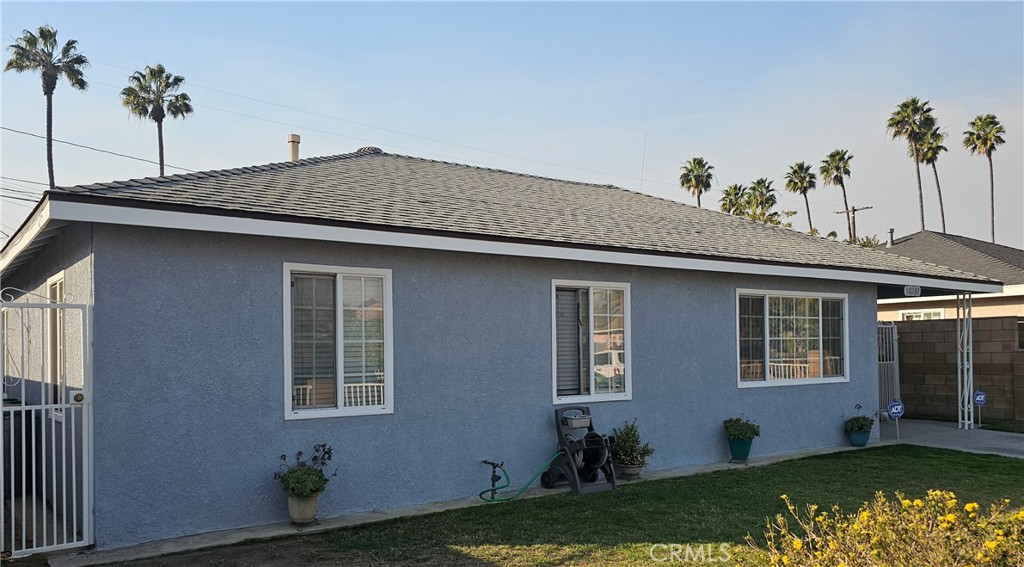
[47,272,66,422]
[736,288,850,389]
[283,262,394,420]
[899,308,944,321]
[551,279,632,404]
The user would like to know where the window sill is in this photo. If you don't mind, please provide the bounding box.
[553,392,632,405]
[738,377,849,389]
[285,406,393,420]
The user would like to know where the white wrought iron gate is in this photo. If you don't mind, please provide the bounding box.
[1,289,93,558]
[877,322,900,416]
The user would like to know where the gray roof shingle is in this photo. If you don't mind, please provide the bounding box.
[880,231,1024,285]
[51,148,994,284]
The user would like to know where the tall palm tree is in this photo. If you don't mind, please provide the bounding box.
[745,178,792,226]
[918,126,948,233]
[679,157,715,208]
[719,183,748,215]
[4,25,89,190]
[819,150,853,240]
[120,63,194,176]
[784,161,817,232]
[963,114,1006,243]
[887,97,934,232]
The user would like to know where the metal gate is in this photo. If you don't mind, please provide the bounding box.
[877,322,900,416]
[1,288,92,558]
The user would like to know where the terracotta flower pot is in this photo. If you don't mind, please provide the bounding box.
[287,492,321,525]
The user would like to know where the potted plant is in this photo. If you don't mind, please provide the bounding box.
[611,418,655,478]
[724,416,760,463]
[274,443,338,525]
[845,406,875,447]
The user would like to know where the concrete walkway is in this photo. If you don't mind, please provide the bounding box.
[879,418,1024,459]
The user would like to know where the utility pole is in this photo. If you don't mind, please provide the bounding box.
[835,206,873,241]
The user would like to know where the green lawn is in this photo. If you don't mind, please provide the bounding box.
[18,445,1024,566]
[981,420,1024,434]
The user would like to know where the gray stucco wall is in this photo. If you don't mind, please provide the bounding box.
[89,223,879,550]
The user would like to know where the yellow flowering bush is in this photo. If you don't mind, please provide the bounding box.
[743,490,1023,566]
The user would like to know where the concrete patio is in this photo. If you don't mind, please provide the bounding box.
[879,418,1024,459]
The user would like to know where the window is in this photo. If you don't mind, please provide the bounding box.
[900,309,943,321]
[737,290,847,387]
[1018,319,1023,351]
[48,276,65,420]
[552,281,630,403]
[284,263,393,419]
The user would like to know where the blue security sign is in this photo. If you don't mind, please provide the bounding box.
[974,391,987,407]
[888,399,905,419]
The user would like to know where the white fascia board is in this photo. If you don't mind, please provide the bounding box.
[47,199,1003,294]
[878,284,1021,305]
[0,199,50,274]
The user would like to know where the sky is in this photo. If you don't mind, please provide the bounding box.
[2,1,1022,249]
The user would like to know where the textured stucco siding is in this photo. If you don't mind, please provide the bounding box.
[89,224,879,550]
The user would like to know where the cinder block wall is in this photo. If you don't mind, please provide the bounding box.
[897,316,1024,422]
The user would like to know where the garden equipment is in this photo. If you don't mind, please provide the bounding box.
[539,406,617,494]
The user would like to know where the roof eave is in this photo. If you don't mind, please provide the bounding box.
[28,194,1000,295]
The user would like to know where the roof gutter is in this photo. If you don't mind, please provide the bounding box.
[0,196,51,276]
[17,197,999,295]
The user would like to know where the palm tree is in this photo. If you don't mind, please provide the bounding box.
[720,183,748,215]
[887,98,934,232]
[120,64,194,176]
[784,161,817,232]
[745,178,794,226]
[918,126,948,233]
[679,157,714,208]
[4,25,89,190]
[819,150,853,240]
[963,114,1006,243]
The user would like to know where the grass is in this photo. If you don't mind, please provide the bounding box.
[10,446,1024,566]
[981,419,1024,434]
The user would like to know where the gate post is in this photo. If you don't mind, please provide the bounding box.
[956,293,974,430]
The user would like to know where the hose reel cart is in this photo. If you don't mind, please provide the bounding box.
[540,406,617,494]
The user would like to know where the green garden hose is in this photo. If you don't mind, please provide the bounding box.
[478,451,563,503]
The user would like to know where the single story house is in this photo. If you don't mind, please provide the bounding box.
[877,230,1024,322]
[0,146,999,555]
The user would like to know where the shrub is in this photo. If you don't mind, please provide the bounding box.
[724,417,761,441]
[844,416,875,433]
[611,418,655,467]
[274,443,338,498]
[744,490,1024,566]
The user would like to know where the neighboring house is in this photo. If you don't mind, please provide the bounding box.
[0,147,998,555]
[877,231,1024,322]
[874,231,1023,424]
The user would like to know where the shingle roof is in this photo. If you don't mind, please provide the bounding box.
[50,148,994,284]
[880,231,1024,285]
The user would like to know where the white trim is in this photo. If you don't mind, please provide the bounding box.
[282,262,394,420]
[550,279,632,404]
[898,308,945,321]
[878,284,1021,305]
[735,288,851,388]
[46,272,66,423]
[0,199,51,273]
[45,200,1002,293]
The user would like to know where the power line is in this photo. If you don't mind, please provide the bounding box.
[0,127,197,173]
[1,176,48,187]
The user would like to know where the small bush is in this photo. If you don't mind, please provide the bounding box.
[724,417,761,441]
[274,443,338,498]
[611,418,655,467]
[844,416,875,433]
[744,490,1024,566]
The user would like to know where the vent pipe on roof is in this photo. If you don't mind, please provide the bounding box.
[887,228,895,247]
[287,134,301,162]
